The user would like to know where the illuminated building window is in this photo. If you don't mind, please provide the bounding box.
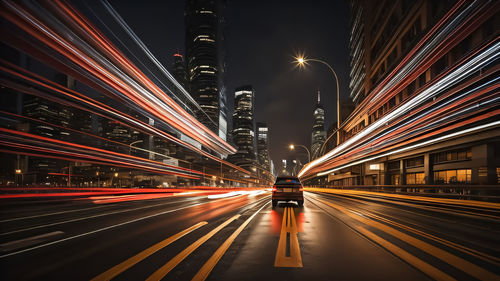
[433,169,471,184]
[391,174,400,185]
[497,168,500,184]
[406,172,425,184]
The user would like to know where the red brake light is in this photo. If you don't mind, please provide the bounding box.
[272,185,277,191]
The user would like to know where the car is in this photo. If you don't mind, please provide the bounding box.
[272,176,304,207]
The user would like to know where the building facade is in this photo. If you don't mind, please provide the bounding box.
[300,0,500,186]
[185,0,227,140]
[257,121,270,171]
[311,91,326,159]
[172,53,188,90]
[228,85,256,166]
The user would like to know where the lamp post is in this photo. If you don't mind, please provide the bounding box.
[289,144,311,163]
[15,169,22,186]
[295,55,341,146]
[129,140,143,155]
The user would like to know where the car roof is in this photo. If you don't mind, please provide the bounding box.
[275,176,300,181]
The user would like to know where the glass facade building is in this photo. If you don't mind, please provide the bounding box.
[229,85,256,165]
[185,0,227,139]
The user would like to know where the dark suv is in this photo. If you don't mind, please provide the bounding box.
[272,176,304,207]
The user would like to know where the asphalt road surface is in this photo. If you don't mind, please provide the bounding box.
[1,190,499,280]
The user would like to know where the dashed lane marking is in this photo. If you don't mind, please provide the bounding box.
[191,202,269,281]
[146,215,240,281]
[91,222,207,281]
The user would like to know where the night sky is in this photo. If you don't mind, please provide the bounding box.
[108,0,351,167]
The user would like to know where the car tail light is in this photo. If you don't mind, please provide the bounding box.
[272,185,277,191]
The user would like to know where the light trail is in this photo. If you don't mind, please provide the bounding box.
[299,33,500,177]
[0,0,281,186]
[0,61,251,176]
[1,0,234,155]
[316,120,500,177]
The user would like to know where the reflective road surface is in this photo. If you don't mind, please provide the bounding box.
[1,190,499,280]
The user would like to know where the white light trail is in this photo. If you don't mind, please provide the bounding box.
[299,41,499,177]
[316,121,500,176]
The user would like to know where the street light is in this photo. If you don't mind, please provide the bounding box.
[289,144,311,163]
[295,54,341,146]
[129,140,143,155]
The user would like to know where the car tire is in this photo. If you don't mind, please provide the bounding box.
[272,200,277,207]
[297,200,303,207]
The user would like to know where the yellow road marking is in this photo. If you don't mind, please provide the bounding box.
[356,225,456,281]
[314,192,500,265]
[305,188,500,210]
[192,203,268,281]
[274,207,302,267]
[317,198,499,281]
[146,215,240,281]
[91,222,207,281]
[338,191,500,220]
[363,209,500,266]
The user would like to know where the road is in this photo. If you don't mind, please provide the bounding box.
[0,190,499,280]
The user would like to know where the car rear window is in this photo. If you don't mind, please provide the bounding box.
[275,178,301,185]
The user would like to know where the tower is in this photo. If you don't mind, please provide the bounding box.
[311,90,326,159]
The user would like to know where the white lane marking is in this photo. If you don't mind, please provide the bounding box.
[0,198,198,236]
[0,205,110,223]
[207,190,268,199]
[0,194,271,259]
[0,201,206,259]
[0,231,64,252]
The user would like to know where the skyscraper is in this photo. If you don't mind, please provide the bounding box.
[311,91,326,159]
[23,73,72,184]
[256,122,270,171]
[185,0,227,140]
[172,53,188,90]
[229,85,256,165]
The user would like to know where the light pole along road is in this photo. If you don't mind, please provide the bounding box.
[289,144,311,163]
[295,55,341,146]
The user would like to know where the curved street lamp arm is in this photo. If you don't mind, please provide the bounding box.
[307,58,341,145]
[295,144,311,163]
[307,58,339,87]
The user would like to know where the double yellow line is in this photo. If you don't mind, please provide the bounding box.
[314,197,499,281]
[92,203,267,281]
[274,207,302,267]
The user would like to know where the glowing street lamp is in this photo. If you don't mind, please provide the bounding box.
[289,144,311,163]
[294,54,341,146]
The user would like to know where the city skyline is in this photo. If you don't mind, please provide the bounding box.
[109,0,351,166]
[0,1,498,281]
